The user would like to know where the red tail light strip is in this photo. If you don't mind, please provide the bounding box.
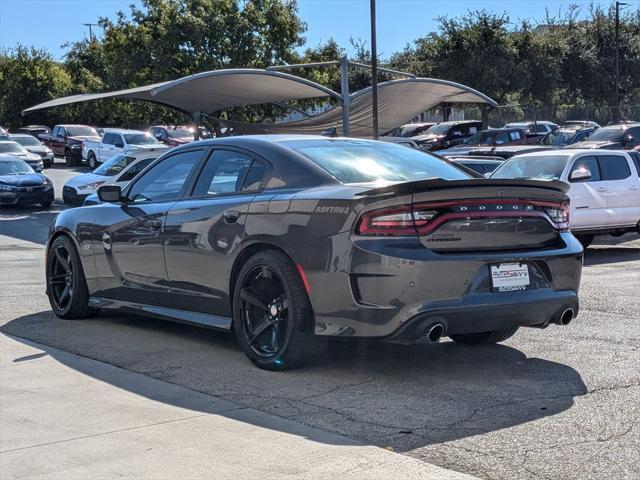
[357,199,569,236]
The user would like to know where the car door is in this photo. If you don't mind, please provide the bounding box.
[566,155,607,230]
[164,148,269,317]
[113,133,125,155]
[93,148,204,308]
[52,126,65,155]
[598,154,640,227]
[100,133,117,161]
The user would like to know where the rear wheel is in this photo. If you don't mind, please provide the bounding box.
[233,250,315,370]
[449,327,519,345]
[575,235,594,249]
[46,236,97,319]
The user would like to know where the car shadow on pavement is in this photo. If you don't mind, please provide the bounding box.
[2,310,587,451]
[583,246,640,266]
[0,204,69,245]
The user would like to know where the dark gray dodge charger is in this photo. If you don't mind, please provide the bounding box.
[46,135,583,370]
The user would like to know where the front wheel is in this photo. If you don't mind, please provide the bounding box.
[64,149,73,166]
[449,327,519,345]
[46,235,97,319]
[233,250,315,370]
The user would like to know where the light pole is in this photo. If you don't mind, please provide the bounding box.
[614,1,627,124]
[370,0,379,139]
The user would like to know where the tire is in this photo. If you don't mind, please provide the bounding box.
[64,149,73,166]
[46,235,97,319]
[232,250,315,370]
[88,152,97,170]
[449,327,519,345]
[575,235,594,249]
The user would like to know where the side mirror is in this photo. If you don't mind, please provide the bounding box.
[97,185,122,203]
[114,142,124,149]
[570,169,592,182]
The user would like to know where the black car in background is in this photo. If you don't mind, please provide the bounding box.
[539,125,597,147]
[569,123,640,150]
[16,125,52,138]
[412,120,483,151]
[447,156,504,176]
[45,135,582,370]
[0,155,54,207]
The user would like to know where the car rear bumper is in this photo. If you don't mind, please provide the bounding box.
[306,231,583,339]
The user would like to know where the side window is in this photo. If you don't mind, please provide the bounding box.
[127,150,202,203]
[573,131,588,143]
[118,158,155,182]
[192,150,256,196]
[240,160,268,191]
[113,134,124,148]
[627,152,640,175]
[495,132,510,145]
[601,155,631,181]
[103,133,115,145]
[570,156,601,182]
[535,124,548,134]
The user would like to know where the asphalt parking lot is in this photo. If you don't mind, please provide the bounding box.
[1,161,639,480]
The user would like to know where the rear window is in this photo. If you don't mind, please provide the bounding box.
[284,139,471,184]
[491,154,570,181]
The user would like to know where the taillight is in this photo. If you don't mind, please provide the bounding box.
[356,206,438,236]
[356,199,570,236]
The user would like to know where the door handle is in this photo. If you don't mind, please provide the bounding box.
[596,187,607,192]
[223,210,240,224]
[630,186,639,191]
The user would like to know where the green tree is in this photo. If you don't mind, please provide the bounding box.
[0,46,72,129]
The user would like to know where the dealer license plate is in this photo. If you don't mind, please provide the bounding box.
[490,263,530,292]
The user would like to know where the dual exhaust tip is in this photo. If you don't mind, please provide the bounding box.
[423,308,574,343]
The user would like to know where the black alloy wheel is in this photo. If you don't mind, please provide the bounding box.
[46,236,96,319]
[233,250,315,370]
[64,149,72,166]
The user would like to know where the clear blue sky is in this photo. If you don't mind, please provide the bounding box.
[0,0,614,60]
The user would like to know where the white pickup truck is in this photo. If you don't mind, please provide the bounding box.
[82,129,168,169]
[491,149,640,247]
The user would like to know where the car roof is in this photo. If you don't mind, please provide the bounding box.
[512,149,629,159]
[452,158,503,164]
[0,154,27,161]
[103,128,149,134]
[0,140,20,144]
[8,133,36,138]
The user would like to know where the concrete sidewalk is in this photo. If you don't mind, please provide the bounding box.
[0,334,475,480]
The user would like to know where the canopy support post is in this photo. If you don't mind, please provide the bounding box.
[340,55,350,137]
[192,112,201,141]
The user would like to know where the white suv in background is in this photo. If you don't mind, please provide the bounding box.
[491,149,640,247]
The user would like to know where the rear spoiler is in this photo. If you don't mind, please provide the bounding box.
[356,178,570,197]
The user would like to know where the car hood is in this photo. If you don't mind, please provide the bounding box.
[68,135,101,142]
[0,173,45,187]
[65,172,109,188]
[126,144,169,151]
[5,151,41,161]
[569,140,620,149]
[412,134,445,142]
[23,146,51,154]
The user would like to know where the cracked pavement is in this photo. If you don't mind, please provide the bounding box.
[1,166,638,479]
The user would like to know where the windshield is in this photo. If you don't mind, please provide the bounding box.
[587,127,623,142]
[0,142,26,153]
[13,136,41,147]
[94,154,129,176]
[463,132,494,145]
[491,154,569,181]
[541,129,574,146]
[66,126,98,137]
[0,160,34,175]
[124,133,162,145]
[285,139,471,184]
[425,123,453,135]
[167,128,193,139]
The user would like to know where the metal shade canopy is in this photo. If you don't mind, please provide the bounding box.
[22,69,340,116]
[237,78,498,136]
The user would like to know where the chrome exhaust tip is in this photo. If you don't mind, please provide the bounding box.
[557,308,575,326]
[426,323,445,343]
